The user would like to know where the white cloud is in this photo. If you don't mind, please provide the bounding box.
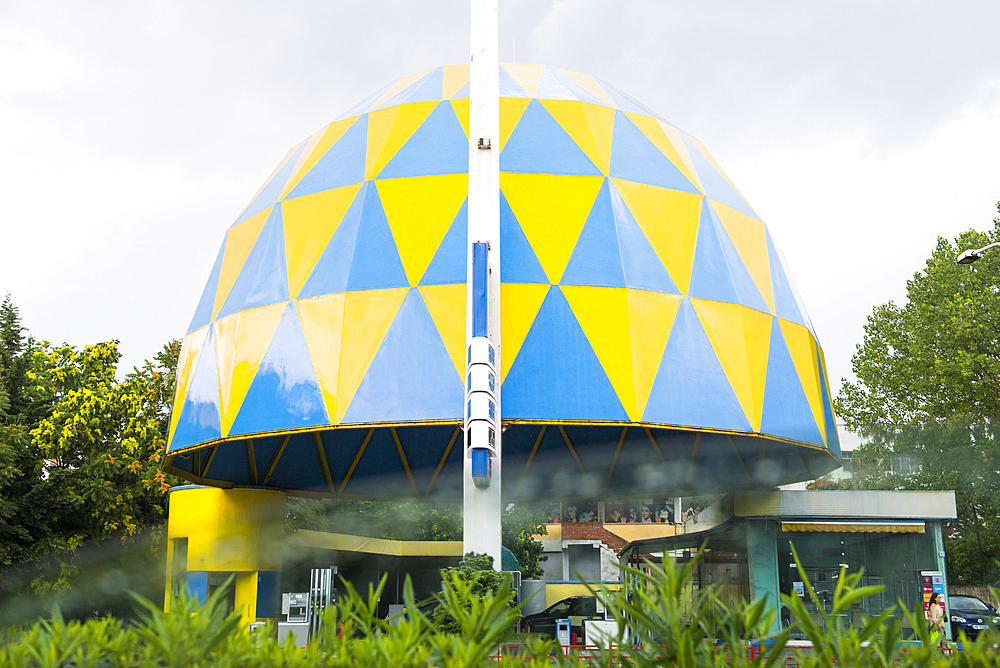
[1,0,999,394]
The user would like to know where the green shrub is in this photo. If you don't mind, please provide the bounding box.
[0,551,995,667]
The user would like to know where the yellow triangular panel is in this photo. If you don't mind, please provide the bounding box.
[541,100,615,175]
[688,137,756,212]
[710,199,774,313]
[169,326,210,444]
[742,308,773,432]
[366,101,438,180]
[282,118,360,197]
[419,284,466,379]
[238,143,302,216]
[779,318,826,442]
[622,112,699,188]
[213,207,271,320]
[818,346,837,425]
[377,174,467,285]
[443,64,470,99]
[626,289,681,419]
[298,292,347,425]
[503,63,544,97]
[691,300,771,432]
[556,68,616,106]
[562,285,637,420]
[215,303,286,436]
[277,128,326,199]
[335,287,408,423]
[500,173,604,284]
[500,97,532,152]
[499,283,550,382]
[367,69,433,111]
[282,184,363,299]
[450,99,470,138]
[611,179,703,294]
[656,122,703,191]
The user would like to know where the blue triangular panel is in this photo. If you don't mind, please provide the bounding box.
[609,182,680,293]
[297,185,366,299]
[377,101,468,179]
[234,141,307,225]
[710,204,771,313]
[188,239,225,332]
[681,135,760,220]
[561,180,625,287]
[229,303,329,435]
[760,321,825,446]
[766,229,806,326]
[499,192,548,284]
[451,81,470,99]
[817,352,841,457]
[610,112,699,193]
[596,81,659,116]
[538,67,607,105]
[342,289,464,423]
[345,183,409,290]
[216,205,290,320]
[170,328,222,450]
[420,199,468,285]
[376,67,444,109]
[286,115,368,199]
[500,99,602,176]
[502,286,629,421]
[499,66,529,97]
[642,297,752,431]
[334,81,395,121]
[688,199,739,304]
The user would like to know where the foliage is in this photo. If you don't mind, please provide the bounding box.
[0,295,181,606]
[501,504,547,579]
[835,213,1000,585]
[1,548,996,666]
[433,552,519,635]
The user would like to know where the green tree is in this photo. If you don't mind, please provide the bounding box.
[0,296,182,600]
[501,504,547,579]
[835,209,1000,585]
[432,552,519,635]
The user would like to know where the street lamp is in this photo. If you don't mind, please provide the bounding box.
[956,242,1000,265]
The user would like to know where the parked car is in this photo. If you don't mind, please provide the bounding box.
[522,596,604,643]
[948,595,1000,640]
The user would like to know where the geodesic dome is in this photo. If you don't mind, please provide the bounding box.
[163,64,841,499]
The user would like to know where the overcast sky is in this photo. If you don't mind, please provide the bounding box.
[2,0,999,398]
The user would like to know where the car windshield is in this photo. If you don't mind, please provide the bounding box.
[951,596,991,612]
[546,601,571,616]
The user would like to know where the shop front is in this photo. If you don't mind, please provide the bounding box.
[619,490,957,639]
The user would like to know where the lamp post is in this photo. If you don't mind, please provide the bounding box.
[956,242,1000,265]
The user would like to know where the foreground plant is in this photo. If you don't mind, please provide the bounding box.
[0,553,998,666]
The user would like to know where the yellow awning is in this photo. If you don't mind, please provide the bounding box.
[781,521,925,534]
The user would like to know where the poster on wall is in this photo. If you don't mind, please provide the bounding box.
[920,571,947,619]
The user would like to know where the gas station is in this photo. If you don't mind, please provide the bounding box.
[157,0,957,644]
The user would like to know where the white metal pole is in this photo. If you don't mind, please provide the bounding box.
[464,0,502,568]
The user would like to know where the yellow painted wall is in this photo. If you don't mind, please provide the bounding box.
[536,523,676,542]
[167,486,285,572]
[603,523,676,542]
[164,486,286,622]
[545,582,621,608]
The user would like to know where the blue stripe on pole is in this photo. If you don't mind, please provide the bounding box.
[472,242,489,337]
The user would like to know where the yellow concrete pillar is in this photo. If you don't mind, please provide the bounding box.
[164,485,285,628]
